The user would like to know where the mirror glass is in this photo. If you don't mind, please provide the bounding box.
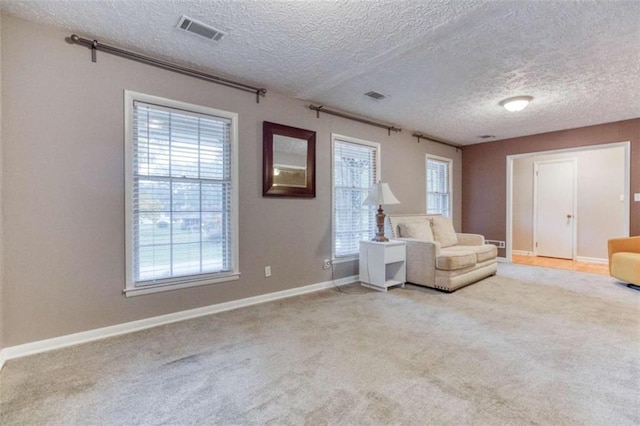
[263,121,315,198]
[272,135,308,187]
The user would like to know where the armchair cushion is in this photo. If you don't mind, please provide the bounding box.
[436,249,476,270]
[610,253,640,285]
[431,215,458,248]
[398,220,434,242]
[444,244,498,263]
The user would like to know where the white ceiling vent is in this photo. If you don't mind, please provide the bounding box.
[177,15,225,41]
[364,91,387,101]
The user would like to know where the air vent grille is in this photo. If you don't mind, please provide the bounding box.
[177,15,225,41]
[478,135,496,139]
[364,91,387,100]
[485,240,506,248]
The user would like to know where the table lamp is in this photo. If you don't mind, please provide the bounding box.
[363,182,400,242]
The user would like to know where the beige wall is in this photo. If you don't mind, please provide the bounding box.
[462,118,640,258]
[1,15,461,347]
[512,146,626,259]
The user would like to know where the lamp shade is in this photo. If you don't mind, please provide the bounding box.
[363,182,400,206]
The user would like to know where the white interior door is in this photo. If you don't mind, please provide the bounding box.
[535,159,576,259]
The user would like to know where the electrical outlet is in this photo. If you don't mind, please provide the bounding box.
[264,266,271,277]
[323,259,332,269]
[635,193,640,202]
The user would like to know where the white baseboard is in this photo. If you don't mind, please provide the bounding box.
[512,250,534,256]
[0,274,358,370]
[510,251,607,264]
[496,256,507,263]
[576,256,608,264]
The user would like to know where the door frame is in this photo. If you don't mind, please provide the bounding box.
[532,158,578,259]
[505,141,630,262]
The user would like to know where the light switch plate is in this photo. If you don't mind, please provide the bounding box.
[635,193,640,202]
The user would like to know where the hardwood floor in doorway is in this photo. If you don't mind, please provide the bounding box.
[512,254,609,276]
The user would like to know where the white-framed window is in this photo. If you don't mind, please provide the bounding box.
[332,134,380,259]
[124,91,239,296]
[426,154,452,217]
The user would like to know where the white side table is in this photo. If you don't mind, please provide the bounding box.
[359,240,407,292]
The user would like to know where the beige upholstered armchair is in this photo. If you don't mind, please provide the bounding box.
[608,236,640,290]
[385,214,497,292]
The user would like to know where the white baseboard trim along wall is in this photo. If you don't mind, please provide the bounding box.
[511,251,608,264]
[576,256,608,264]
[512,250,534,256]
[0,275,358,371]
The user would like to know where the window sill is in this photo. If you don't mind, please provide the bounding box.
[124,273,240,297]
[332,255,359,264]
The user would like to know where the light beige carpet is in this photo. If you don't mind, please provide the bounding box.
[1,263,639,425]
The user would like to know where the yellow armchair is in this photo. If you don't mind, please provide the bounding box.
[608,236,640,290]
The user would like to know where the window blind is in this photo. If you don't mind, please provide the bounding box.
[426,157,451,217]
[333,140,378,257]
[132,101,233,285]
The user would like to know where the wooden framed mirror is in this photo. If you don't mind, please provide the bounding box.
[263,121,316,197]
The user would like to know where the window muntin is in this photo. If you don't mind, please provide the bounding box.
[426,156,452,217]
[332,136,380,258]
[125,92,238,294]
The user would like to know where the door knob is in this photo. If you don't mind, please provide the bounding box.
[566,214,573,219]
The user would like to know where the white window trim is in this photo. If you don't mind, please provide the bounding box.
[124,90,240,297]
[426,154,453,217]
[331,134,381,261]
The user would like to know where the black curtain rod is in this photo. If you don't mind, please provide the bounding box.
[412,132,463,151]
[68,34,267,103]
[309,104,401,136]
[308,104,460,149]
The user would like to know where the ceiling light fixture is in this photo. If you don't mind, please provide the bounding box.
[500,96,533,112]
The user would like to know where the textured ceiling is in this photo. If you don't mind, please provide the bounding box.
[2,0,639,145]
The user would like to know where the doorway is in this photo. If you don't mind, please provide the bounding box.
[506,142,630,269]
[534,159,576,259]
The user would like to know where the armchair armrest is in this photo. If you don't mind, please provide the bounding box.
[456,233,485,246]
[608,236,640,260]
[395,237,441,255]
[394,237,440,286]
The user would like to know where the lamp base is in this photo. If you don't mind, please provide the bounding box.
[370,206,388,242]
